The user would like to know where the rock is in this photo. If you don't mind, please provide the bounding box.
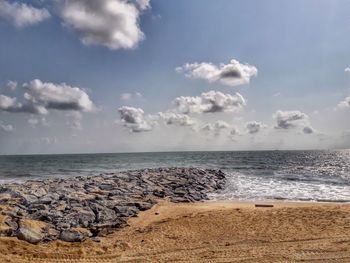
[21,194,38,205]
[0,167,226,242]
[134,201,154,211]
[64,192,96,202]
[39,193,59,204]
[60,228,92,242]
[174,188,187,196]
[153,189,165,198]
[95,206,117,223]
[43,227,60,241]
[74,207,95,227]
[56,223,70,230]
[30,188,47,198]
[16,219,47,244]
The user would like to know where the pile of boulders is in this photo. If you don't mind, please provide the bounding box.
[0,167,226,243]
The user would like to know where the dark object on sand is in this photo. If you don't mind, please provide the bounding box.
[255,204,274,208]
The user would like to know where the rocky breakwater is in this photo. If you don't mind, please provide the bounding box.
[0,168,226,243]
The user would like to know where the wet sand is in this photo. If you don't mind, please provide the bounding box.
[2,200,350,262]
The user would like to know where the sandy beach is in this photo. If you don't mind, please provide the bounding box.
[1,200,350,262]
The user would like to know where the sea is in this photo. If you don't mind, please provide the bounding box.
[0,150,349,202]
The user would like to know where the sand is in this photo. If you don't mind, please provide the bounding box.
[2,200,350,262]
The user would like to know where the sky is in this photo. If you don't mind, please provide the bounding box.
[0,0,350,154]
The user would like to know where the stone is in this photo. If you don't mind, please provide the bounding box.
[16,219,47,244]
[0,167,226,242]
[30,188,47,198]
[60,228,92,242]
[134,201,154,211]
[74,207,95,227]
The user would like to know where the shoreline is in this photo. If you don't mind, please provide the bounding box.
[1,167,350,262]
[2,200,350,262]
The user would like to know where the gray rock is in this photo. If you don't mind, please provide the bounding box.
[60,229,91,242]
[16,220,45,244]
[0,167,226,242]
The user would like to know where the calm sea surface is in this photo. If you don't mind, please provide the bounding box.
[0,150,350,202]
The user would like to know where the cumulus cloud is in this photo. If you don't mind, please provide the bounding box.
[337,96,350,109]
[23,79,94,113]
[273,110,308,130]
[230,127,240,136]
[0,121,13,132]
[118,106,152,132]
[6,80,17,91]
[201,120,230,136]
[345,68,350,73]
[228,127,241,141]
[158,112,195,126]
[174,90,246,114]
[0,79,95,115]
[0,94,20,112]
[245,121,266,134]
[0,94,47,114]
[176,59,257,87]
[0,0,50,28]
[135,0,150,10]
[59,0,150,50]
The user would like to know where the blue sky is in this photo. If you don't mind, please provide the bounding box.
[0,0,349,154]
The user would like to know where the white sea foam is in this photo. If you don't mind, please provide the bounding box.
[209,171,350,202]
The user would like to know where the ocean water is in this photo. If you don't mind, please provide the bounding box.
[0,150,350,202]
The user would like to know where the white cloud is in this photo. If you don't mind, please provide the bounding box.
[0,121,13,132]
[273,110,308,130]
[0,94,47,114]
[59,0,150,50]
[230,127,240,136]
[6,80,17,91]
[245,121,266,134]
[118,106,152,132]
[229,126,241,141]
[0,94,20,112]
[337,96,350,109]
[174,90,246,114]
[345,67,350,73]
[0,0,50,28]
[201,120,230,136]
[158,112,195,126]
[0,79,95,115]
[135,0,150,10]
[23,79,94,113]
[176,59,257,87]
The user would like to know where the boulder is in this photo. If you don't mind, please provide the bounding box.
[0,167,226,242]
[60,228,92,242]
[16,219,47,244]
